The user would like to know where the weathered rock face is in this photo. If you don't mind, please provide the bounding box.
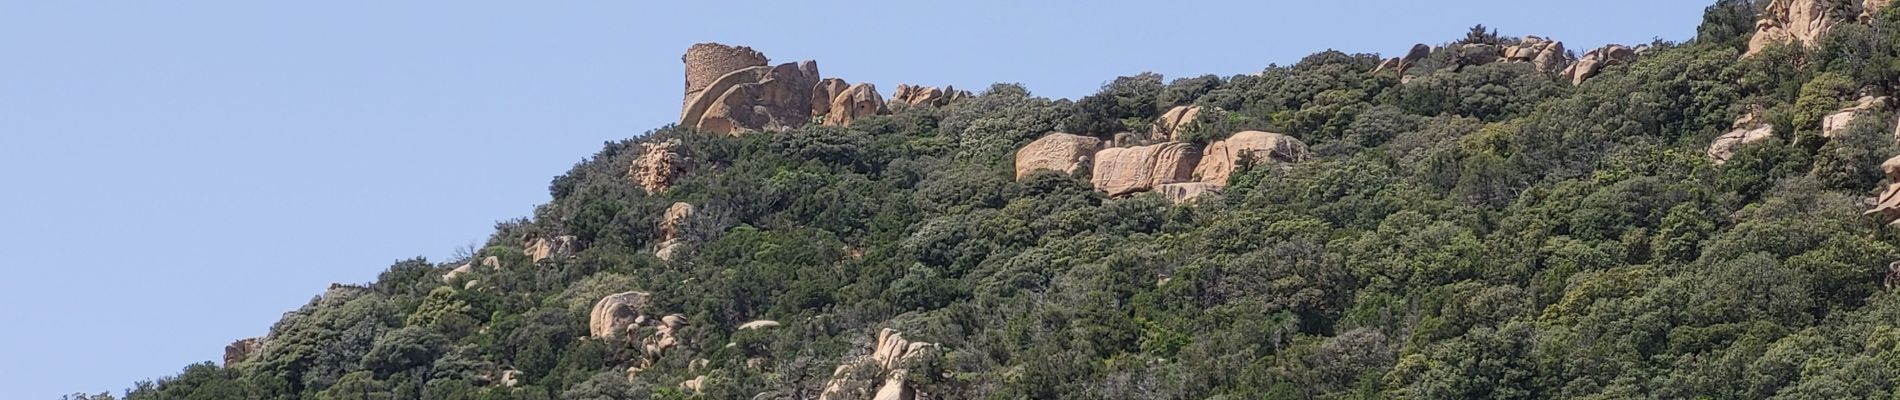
[1400,43,1431,74]
[589,291,651,339]
[1886,260,1900,290]
[1823,96,1892,138]
[631,139,686,194]
[1866,155,1900,224]
[818,328,939,400]
[1193,131,1311,187]
[811,78,851,119]
[682,43,768,109]
[1748,0,1848,56]
[738,320,781,330]
[680,375,707,394]
[824,83,887,127]
[1501,36,1570,73]
[1153,105,1203,141]
[892,84,969,107]
[660,202,695,241]
[1158,182,1223,203]
[1708,112,1777,164]
[442,262,473,282]
[1014,133,1105,180]
[686,60,823,135]
[644,314,688,357]
[1091,142,1202,196]
[223,337,263,366]
[1562,44,1638,86]
[499,370,522,387]
[526,235,579,263]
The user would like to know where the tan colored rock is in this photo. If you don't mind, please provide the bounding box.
[526,235,579,263]
[655,239,686,261]
[819,328,938,400]
[1866,155,1900,223]
[588,291,651,339]
[690,61,822,135]
[738,320,781,330]
[500,370,523,387]
[682,65,771,131]
[1500,36,1570,74]
[824,83,886,126]
[1749,0,1848,56]
[1823,96,1892,138]
[1157,182,1223,203]
[223,337,263,366]
[1398,43,1431,75]
[1193,131,1310,187]
[892,84,968,107]
[1562,44,1637,86]
[1091,142,1202,196]
[872,370,915,400]
[1708,114,1777,164]
[811,78,850,120]
[1372,57,1400,75]
[660,202,695,241]
[1885,260,1900,290]
[442,262,473,282]
[481,256,499,268]
[682,43,768,109]
[681,376,707,393]
[631,139,686,194]
[1014,133,1105,180]
[1152,105,1203,141]
[1867,0,1894,21]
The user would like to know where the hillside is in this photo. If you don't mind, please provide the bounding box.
[91,1,1900,399]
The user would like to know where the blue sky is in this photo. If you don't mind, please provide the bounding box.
[0,1,1709,397]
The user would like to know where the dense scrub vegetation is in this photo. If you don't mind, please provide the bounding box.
[92,1,1900,399]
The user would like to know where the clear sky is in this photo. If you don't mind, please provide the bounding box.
[0,1,1711,397]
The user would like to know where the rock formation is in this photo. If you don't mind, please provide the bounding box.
[442,263,473,282]
[589,291,652,339]
[1887,260,1900,290]
[677,43,828,135]
[1866,155,1900,224]
[223,337,263,366]
[1822,95,1892,138]
[680,375,707,394]
[811,78,850,119]
[1868,0,1895,22]
[1158,182,1222,203]
[631,139,686,194]
[1014,133,1105,180]
[655,202,695,261]
[892,84,970,107]
[1373,43,1433,76]
[526,235,579,263]
[818,328,939,400]
[499,370,522,387]
[645,314,688,357]
[1562,44,1638,86]
[1748,0,1848,56]
[1091,142,1202,196]
[1193,131,1311,187]
[824,83,887,127]
[1153,105,1203,141]
[1708,111,1777,164]
[1500,36,1570,73]
[739,320,781,330]
[682,43,768,109]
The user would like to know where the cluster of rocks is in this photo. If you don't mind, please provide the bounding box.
[655,202,696,261]
[222,337,264,366]
[817,328,939,400]
[441,255,499,286]
[1151,105,1203,141]
[1823,95,1894,138]
[587,291,693,380]
[1748,0,1899,56]
[1706,109,1777,164]
[631,139,687,194]
[678,43,953,135]
[1016,127,1309,202]
[892,84,971,107]
[525,235,579,263]
[1869,156,1900,224]
[1376,37,1640,86]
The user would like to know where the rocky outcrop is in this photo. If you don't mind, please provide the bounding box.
[811,78,851,119]
[1748,0,1849,56]
[442,263,473,282]
[1373,43,1433,76]
[499,370,522,387]
[685,61,823,135]
[223,337,263,366]
[589,291,652,339]
[739,320,781,330]
[1092,142,1202,196]
[818,328,939,400]
[1868,0,1895,21]
[1708,112,1777,164]
[655,202,695,261]
[892,84,970,107]
[1153,105,1203,141]
[682,43,768,109]
[1193,131,1311,187]
[1158,182,1223,203]
[631,139,687,194]
[1014,133,1105,180]
[824,83,887,127]
[1823,96,1892,138]
[645,314,688,357]
[1866,155,1900,224]
[1886,260,1900,290]
[681,375,707,394]
[526,235,579,263]
[1501,36,1570,73]
[1562,44,1638,86]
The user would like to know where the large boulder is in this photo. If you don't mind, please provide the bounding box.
[588,291,651,339]
[1091,142,1202,196]
[1014,133,1105,180]
[824,83,887,126]
[818,328,939,400]
[1193,131,1310,187]
[1748,0,1849,56]
[1152,105,1203,141]
[1562,44,1638,86]
[1708,112,1777,164]
[660,202,695,242]
[631,139,686,194]
[1500,36,1570,74]
[811,78,851,119]
[892,84,967,107]
[526,235,579,263]
[1399,43,1431,75]
[223,337,263,366]
[1822,96,1892,138]
[689,61,822,135]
